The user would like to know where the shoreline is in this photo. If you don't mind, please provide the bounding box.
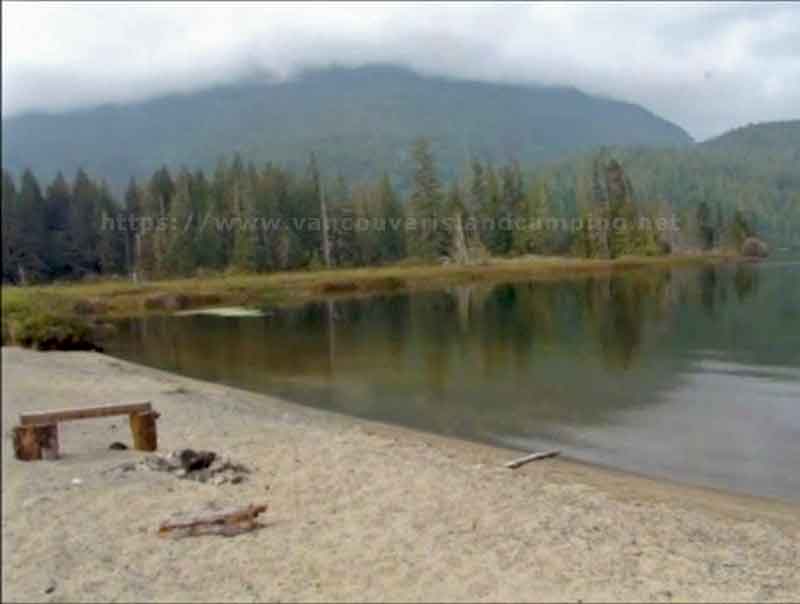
[3,346,799,602]
[3,251,738,319]
[349,412,800,527]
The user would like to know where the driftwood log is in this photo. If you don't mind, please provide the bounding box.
[158,504,268,538]
[13,424,60,461]
[504,450,561,469]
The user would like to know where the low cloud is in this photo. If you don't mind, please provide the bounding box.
[2,2,798,139]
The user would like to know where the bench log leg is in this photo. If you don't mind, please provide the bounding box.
[130,411,158,451]
[13,423,60,461]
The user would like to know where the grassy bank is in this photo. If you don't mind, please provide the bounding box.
[2,253,737,348]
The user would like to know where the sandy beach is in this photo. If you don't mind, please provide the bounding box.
[2,346,799,602]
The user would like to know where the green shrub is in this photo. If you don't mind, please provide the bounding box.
[11,313,98,351]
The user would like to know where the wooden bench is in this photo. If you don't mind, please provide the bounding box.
[13,401,160,461]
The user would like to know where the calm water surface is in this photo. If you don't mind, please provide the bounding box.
[106,259,800,501]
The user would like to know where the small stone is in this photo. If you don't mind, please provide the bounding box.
[45,583,56,594]
[231,475,245,485]
[71,478,83,486]
[109,441,128,451]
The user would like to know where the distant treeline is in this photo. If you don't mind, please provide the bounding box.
[0,138,778,284]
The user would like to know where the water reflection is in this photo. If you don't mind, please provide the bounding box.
[107,260,800,500]
[734,264,759,302]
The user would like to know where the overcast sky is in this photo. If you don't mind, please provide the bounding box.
[2,2,798,140]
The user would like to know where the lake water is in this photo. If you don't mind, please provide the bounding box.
[106,259,800,502]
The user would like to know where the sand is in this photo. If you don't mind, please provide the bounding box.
[2,347,799,602]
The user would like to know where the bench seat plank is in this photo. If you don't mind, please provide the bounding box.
[20,401,152,425]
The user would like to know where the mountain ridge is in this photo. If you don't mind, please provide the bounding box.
[1,64,692,190]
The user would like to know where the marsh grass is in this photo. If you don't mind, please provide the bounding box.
[2,254,736,349]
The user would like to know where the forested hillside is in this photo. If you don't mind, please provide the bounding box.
[535,121,800,247]
[2,64,797,286]
[1,65,692,191]
[700,120,800,156]
[5,129,787,284]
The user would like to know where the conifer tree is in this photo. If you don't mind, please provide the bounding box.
[605,159,637,258]
[696,201,715,250]
[43,172,73,276]
[204,158,232,269]
[150,168,175,277]
[468,160,491,252]
[496,163,524,255]
[514,177,554,254]
[165,170,197,275]
[123,178,142,276]
[94,181,125,275]
[15,170,50,281]
[572,165,596,258]
[230,169,259,271]
[482,163,507,255]
[408,138,447,259]
[328,174,358,266]
[134,184,160,279]
[2,170,23,282]
[377,173,405,262]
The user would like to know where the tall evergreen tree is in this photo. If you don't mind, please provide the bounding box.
[514,177,554,254]
[604,159,637,258]
[328,174,358,266]
[407,138,447,259]
[14,169,50,282]
[43,172,72,276]
[148,167,175,277]
[123,178,141,276]
[230,167,259,271]
[165,170,197,275]
[94,181,125,274]
[2,170,23,282]
[696,201,715,250]
[377,173,405,262]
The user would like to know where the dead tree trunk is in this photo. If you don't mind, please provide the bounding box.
[320,182,332,268]
[450,212,470,265]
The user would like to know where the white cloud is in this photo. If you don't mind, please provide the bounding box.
[2,1,798,138]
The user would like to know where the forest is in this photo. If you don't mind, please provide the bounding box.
[6,128,796,285]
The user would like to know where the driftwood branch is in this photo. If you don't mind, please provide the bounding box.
[158,503,268,538]
[504,450,560,469]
